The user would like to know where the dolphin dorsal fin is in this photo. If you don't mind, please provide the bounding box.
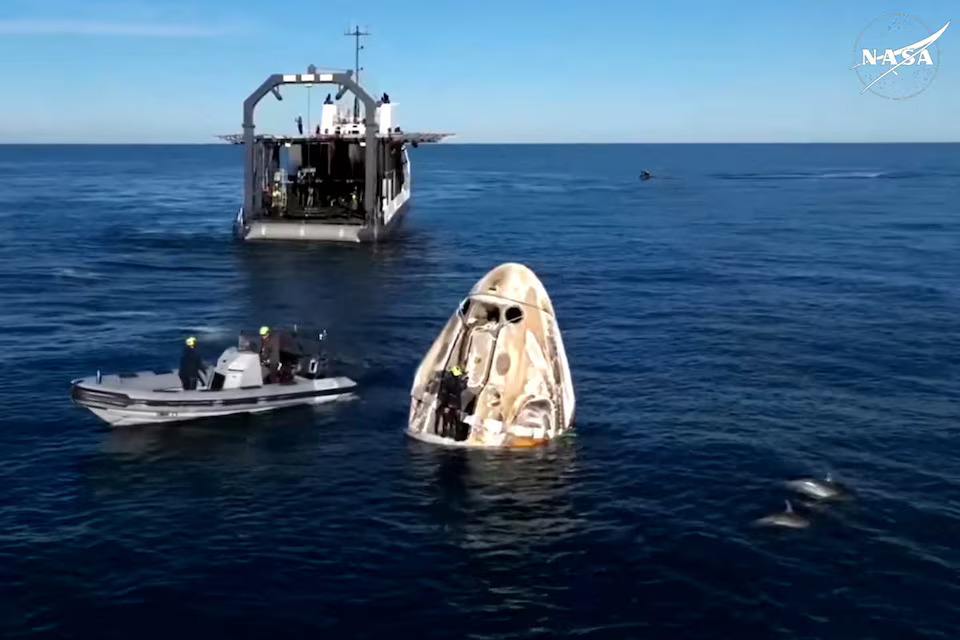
[784,500,793,513]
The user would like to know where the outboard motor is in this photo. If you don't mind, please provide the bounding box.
[296,354,327,379]
[292,329,329,379]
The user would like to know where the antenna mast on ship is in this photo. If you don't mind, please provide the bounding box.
[344,25,370,121]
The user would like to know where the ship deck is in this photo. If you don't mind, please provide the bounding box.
[261,209,365,225]
[218,132,451,145]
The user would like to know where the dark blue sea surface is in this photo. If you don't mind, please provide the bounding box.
[1,143,959,639]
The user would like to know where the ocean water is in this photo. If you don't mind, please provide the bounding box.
[0,143,959,639]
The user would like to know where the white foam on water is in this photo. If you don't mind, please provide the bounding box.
[53,267,100,280]
[176,325,237,341]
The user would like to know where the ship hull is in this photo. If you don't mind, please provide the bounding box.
[235,186,410,244]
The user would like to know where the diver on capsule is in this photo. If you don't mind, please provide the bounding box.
[437,365,467,439]
[179,336,204,390]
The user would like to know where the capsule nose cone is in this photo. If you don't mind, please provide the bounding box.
[467,263,556,316]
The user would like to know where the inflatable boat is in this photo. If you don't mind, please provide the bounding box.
[71,328,357,426]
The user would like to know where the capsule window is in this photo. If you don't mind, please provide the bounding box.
[458,298,471,318]
[505,306,523,324]
[485,305,500,323]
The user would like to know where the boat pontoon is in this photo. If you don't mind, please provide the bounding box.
[71,328,357,426]
[219,30,453,243]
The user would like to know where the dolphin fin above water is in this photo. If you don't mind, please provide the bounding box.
[754,499,811,529]
[785,474,854,502]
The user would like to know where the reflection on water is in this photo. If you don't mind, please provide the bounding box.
[232,240,434,377]
[93,407,350,464]
[409,438,583,552]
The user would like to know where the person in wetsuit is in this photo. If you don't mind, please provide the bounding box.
[436,365,467,438]
[179,336,203,390]
[259,326,280,383]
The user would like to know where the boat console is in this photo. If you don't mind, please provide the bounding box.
[207,349,263,391]
[207,328,331,391]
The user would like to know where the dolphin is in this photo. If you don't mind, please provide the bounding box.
[754,500,810,529]
[785,474,853,502]
[639,170,652,181]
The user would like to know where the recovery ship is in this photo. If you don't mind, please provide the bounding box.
[219,29,453,243]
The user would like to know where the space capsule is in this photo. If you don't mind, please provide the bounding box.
[408,263,575,448]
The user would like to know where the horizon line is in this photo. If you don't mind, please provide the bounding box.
[0,141,958,146]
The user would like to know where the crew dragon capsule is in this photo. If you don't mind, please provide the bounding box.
[407,263,575,448]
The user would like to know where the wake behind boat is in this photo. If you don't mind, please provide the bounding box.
[71,327,357,426]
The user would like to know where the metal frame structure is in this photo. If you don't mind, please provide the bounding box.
[242,71,380,231]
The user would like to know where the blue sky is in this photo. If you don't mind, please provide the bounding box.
[0,0,956,143]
